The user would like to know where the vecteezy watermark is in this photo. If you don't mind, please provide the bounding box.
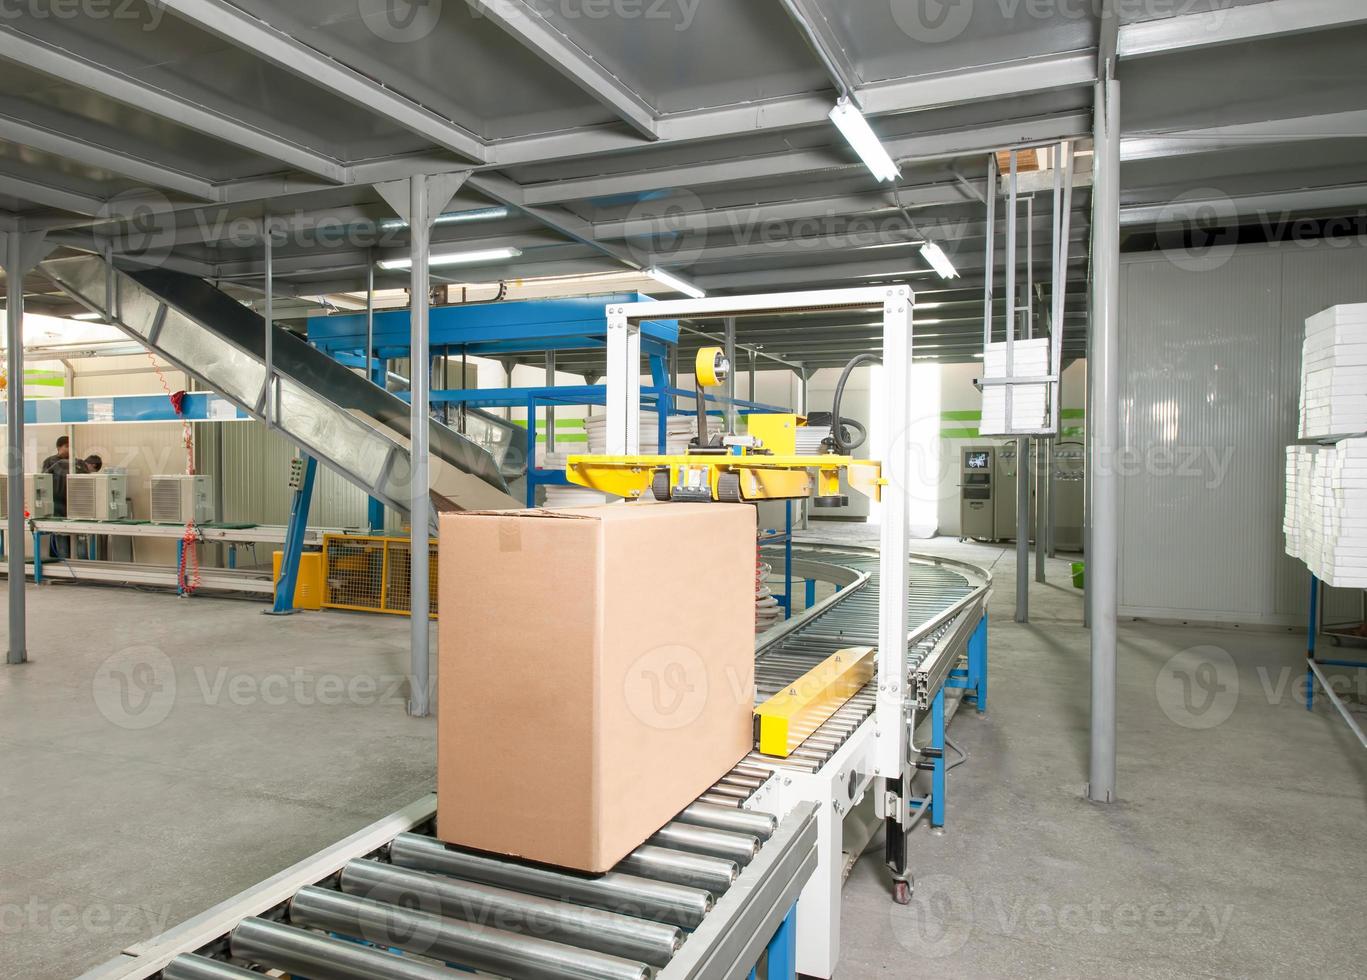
[890,0,1235,44]
[1156,645,1239,730]
[622,644,711,730]
[191,666,409,708]
[889,0,976,44]
[892,875,1237,957]
[1155,188,1241,274]
[889,874,975,958]
[467,0,701,33]
[95,188,175,271]
[92,645,177,730]
[0,0,167,31]
[0,898,171,937]
[358,0,445,43]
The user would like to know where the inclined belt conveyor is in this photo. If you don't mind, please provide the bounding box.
[82,545,986,980]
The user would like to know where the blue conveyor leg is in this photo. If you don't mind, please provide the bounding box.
[270,455,317,615]
[931,687,946,828]
[765,906,798,980]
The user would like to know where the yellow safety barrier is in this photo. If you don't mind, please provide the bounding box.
[321,534,438,619]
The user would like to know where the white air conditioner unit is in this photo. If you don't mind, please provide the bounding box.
[0,474,54,520]
[150,475,214,525]
[67,474,129,521]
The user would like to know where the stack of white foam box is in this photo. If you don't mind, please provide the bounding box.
[1284,438,1367,588]
[1300,305,1367,439]
[980,337,1050,434]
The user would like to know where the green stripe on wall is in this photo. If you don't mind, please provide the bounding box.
[941,427,979,439]
[1061,409,1086,419]
[941,410,981,421]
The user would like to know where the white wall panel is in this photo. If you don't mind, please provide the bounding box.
[1119,239,1367,625]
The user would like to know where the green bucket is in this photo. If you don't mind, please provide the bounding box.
[1071,562,1085,590]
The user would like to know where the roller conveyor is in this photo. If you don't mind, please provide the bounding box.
[80,544,986,980]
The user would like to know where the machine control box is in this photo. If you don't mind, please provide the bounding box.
[959,446,997,540]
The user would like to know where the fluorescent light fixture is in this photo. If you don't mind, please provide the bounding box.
[377,246,522,272]
[378,206,509,232]
[919,242,959,280]
[829,99,901,183]
[70,311,104,320]
[647,267,706,299]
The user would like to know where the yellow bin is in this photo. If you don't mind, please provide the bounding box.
[272,550,325,610]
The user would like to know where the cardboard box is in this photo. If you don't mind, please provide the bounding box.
[437,503,756,872]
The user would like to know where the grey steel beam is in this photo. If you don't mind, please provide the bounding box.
[0,29,347,182]
[466,0,657,139]
[522,113,1091,206]
[0,175,104,217]
[0,116,216,201]
[778,0,863,105]
[490,51,1095,167]
[1088,76,1121,805]
[467,172,641,269]
[1121,109,1367,161]
[1117,0,1367,58]
[1120,183,1367,227]
[158,0,487,163]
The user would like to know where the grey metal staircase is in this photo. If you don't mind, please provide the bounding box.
[43,257,520,527]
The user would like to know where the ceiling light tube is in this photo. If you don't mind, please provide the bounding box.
[377,246,522,272]
[378,206,510,232]
[647,267,706,299]
[919,242,959,280]
[829,98,901,183]
[70,311,104,320]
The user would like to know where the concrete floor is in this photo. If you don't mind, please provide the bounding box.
[2,535,1364,979]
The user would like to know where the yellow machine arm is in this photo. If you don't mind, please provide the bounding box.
[565,452,884,504]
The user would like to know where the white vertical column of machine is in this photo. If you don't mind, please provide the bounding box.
[605,306,640,456]
[723,318,737,434]
[874,287,913,781]
[1089,75,1122,804]
[408,176,433,719]
[263,217,275,428]
[1051,143,1076,561]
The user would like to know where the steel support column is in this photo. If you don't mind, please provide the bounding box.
[365,258,384,532]
[1088,75,1121,804]
[1035,437,1048,583]
[4,231,49,665]
[723,318,737,433]
[408,176,433,718]
[270,455,316,615]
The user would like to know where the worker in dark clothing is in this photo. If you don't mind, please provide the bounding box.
[83,454,103,473]
[45,454,90,559]
[41,435,69,473]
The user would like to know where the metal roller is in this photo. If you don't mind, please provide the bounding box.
[618,845,739,895]
[648,822,760,866]
[289,886,651,980]
[339,859,683,968]
[229,916,460,980]
[678,802,778,841]
[389,834,712,929]
[163,955,265,980]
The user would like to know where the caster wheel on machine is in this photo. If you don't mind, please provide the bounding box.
[892,879,912,905]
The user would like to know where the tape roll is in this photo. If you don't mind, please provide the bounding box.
[696,347,729,388]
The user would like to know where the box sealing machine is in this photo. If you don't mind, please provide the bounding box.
[78,289,990,980]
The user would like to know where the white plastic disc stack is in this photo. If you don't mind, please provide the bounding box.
[754,555,782,632]
[542,485,616,508]
[584,412,695,455]
[980,337,1050,434]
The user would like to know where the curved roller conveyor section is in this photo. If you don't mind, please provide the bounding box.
[41,258,519,527]
[83,546,987,980]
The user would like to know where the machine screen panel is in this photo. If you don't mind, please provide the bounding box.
[965,451,990,469]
